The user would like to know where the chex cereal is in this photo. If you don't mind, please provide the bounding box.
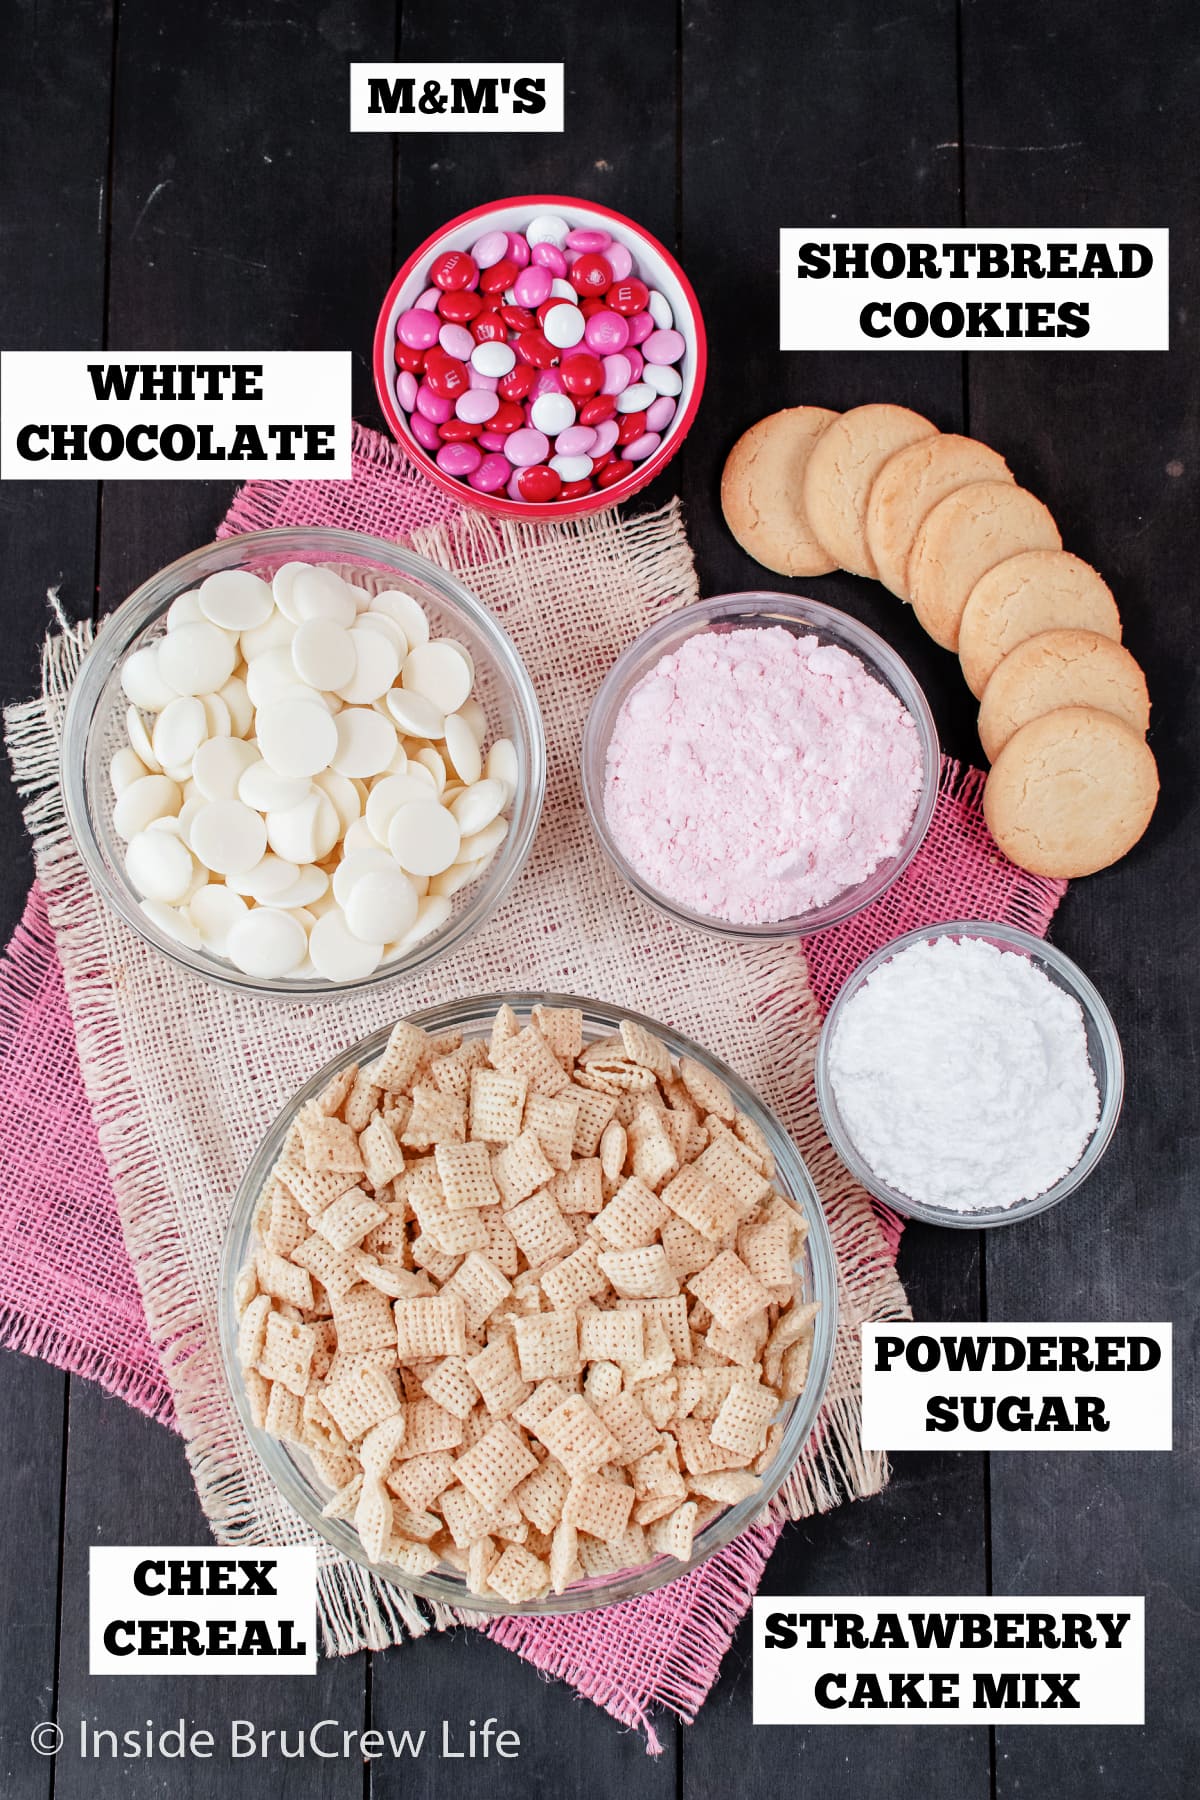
[236,1004,821,1600]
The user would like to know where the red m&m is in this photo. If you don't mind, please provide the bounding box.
[429,250,478,292]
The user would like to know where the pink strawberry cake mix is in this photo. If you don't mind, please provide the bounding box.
[602,625,924,925]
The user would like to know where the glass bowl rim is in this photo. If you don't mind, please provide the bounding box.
[581,590,941,940]
[60,525,548,1001]
[814,917,1125,1229]
[218,988,840,1614]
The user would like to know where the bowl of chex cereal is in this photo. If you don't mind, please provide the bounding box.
[220,994,837,1613]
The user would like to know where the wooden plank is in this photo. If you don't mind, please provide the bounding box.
[51,1383,364,1799]
[959,3,1200,1795]
[677,2,991,1793]
[0,4,112,1794]
[369,0,681,1786]
[95,0,398,600]
[0,1355,66,1800]
[379,1623,671,1798]
[0,0,113,886]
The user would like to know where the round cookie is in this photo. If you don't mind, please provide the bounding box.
[983,706,1158,878]
[721,406,841,577]
[958,550,1121,697]
[801,403,938,577]
[908,482,1062,652]
[977,630,1149,761]
[865,433,1014,600]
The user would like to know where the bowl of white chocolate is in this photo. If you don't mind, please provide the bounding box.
[61,527,546,996]
[219,994,837,1612]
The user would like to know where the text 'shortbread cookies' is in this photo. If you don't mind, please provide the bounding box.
[983,706,1158,878]
[720,406,841,576]
[865,434,1015,600]
[977,629,1149,761]
[908,481,1062,652]
[801,403,938,578]
[957,549,1122,697]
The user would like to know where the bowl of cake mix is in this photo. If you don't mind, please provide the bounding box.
[582,593,938,938]
[815,921,1124,1227]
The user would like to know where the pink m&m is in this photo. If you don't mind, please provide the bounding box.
[504,427,551,467]
[645,395,677,432]
[397,307,441,350]
[531,241,568,276]
[591,418,621,457]
[415,383,454,423]
[566,227,612,252]
[601,353,633,395]
[436,441,482,477]
[584,309,630,353]
[456,389,500,425]
[644,327,686,365]
[438,323,476,361]
[513,264,553,309]
[471,229,509,269]
[389,210,693,505]
[606,242,634,281]
[469,452,511,492]
[396,370,418,411]
[555,425,597,457]
[624,431,662,461]
[410,412,441,452]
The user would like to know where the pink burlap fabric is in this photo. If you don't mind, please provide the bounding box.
[0,426,1066,1747]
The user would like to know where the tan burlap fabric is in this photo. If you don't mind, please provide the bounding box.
[6,500,908,1653]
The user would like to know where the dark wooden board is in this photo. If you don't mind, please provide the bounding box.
[52,1382,364,1800]
[0,1354,66,1800]
[958,3,1200,1794]
[0,3,114,1794]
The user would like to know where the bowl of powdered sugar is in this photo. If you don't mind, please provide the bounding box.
[815,920,1124,1227]
[582,593,939,937]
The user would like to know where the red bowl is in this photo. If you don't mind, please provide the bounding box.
[373,194,707,521]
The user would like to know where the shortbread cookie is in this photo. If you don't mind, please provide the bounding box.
[865,434,1014,599]
[958,550,1121,697]
[908,482,1062,651]
[983,706,1158,878]
[977,629,1148,761]
[802,403,938,577]
[720,406,841,576]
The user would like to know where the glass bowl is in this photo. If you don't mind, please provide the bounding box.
[581,592,939,939]
[815,920,1124,1228]
[61,526,546,1000]
[219,992,839,1615]
[373,194,706,520]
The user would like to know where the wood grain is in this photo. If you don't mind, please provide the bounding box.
[960,2,1200,1794]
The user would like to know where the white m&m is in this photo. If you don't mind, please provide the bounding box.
[109,560,518,982]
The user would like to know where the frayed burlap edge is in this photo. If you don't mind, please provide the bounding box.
[5,506,909,1665]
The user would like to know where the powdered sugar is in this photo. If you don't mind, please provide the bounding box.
[828,935,1100,1212]
[602,626,924,924]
